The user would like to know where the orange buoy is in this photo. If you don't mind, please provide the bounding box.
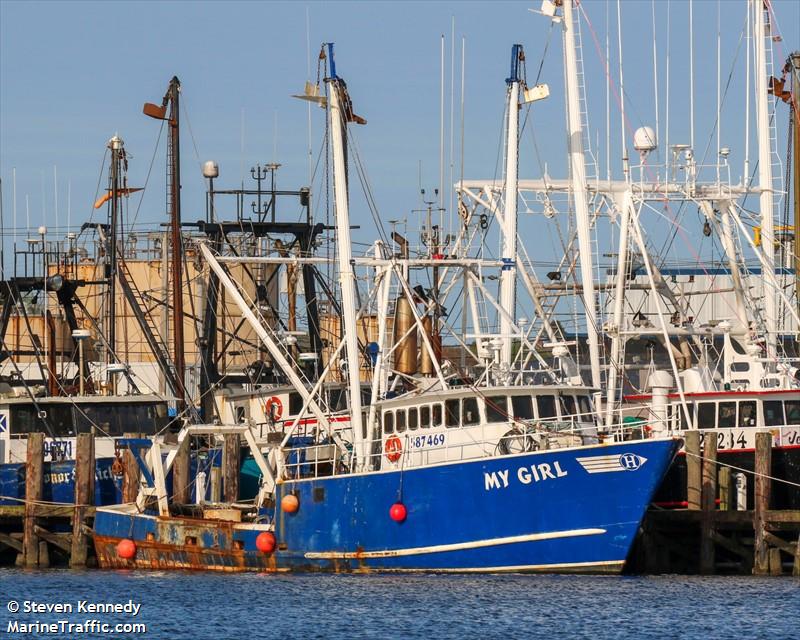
[116,538,137,560]
[255,531,276,554]
[389,502,407,523]
[281,494,299,514]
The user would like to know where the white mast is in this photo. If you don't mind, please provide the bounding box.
[753,0,777,359]
[562,0,602,390]
[499,44,522,368]
[325,45,366,467]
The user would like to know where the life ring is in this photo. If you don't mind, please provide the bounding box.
[265,396,284,421]
[384,436,403,463]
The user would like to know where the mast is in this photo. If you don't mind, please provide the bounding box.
[106,135,123,385]
[144,77,187,411]
[562,0,602,390]
[499,44,522,369]
[790,52,800,320]
[754,0,777,359]
[325,44,366,468]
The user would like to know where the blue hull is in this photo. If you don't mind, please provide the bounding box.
[0,458,123,506]
[94,438,679,573]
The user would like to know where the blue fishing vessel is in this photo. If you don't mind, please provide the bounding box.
[94,43,680,573]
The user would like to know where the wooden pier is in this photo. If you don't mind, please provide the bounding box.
[631,432,800,576]
[0,432,98,567]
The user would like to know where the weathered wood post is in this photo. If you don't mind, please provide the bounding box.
[172,437,190,504]
[753,431,772,575]
[685,430,702,510]
[700,435,718,574]
[121,432,140,503]
[718,466,731,511]
[223,434,240,503]
[23,432,44,567]
[794,533,800,577]
[70,433,95,567]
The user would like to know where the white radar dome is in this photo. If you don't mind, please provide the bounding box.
[633,126,657,153]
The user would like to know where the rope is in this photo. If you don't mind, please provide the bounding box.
[683,449,800,490]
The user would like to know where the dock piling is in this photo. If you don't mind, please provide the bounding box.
[23,432,44,567]
[753,431,772,575]
[685,430,701,510]
[223,433,240,503]
[700,434,718,574]
[70,432,95,568]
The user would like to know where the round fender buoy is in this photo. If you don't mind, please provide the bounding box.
[281,494,299,514]
[255,531,276,554]
[389,502,407,523]
[116,538,137,560]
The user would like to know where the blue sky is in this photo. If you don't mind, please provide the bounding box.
[1,0,799,272]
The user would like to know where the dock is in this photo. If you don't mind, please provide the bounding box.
[631,432,800,576]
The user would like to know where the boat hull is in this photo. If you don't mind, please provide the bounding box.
[94,438,679,573]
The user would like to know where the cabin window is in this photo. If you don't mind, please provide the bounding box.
[445,399,461,428]
[289,393,303,415]
[731,362,750,372]
[511,396,533,421]
[420,405,431,429]
[235,407,246,424]
[764,401,784,426]
[432,404,443,427]
[785,401,800,425]
[486,396,508,423]
[383,411,394,434]
[463,398,480,426]
[679,404,695,430]
[560,395,576,420]
[328,389,348,412]
[738,401,757,428]
[577,396,592,418]
[536,395,557,420]
[408,407,419,431]
[718,402,736,429]
[697,402,716,429]
[396,410,407,433]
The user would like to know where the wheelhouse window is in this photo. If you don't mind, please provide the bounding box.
[383,411,394,434]
[485,396,508,423]
[396,410,407,433]
[764,401,784,426]
[289,393,303,415]
[785,401,800,425]
[679,403,695,430]
[738,401,757,428]
[408,407,419,431]
[577,395,592,418]
[511,396,533,421]
[560,395,576,420]
[420,405,431,429]
[697,402,716,429]
[718,402,736,429]
[432,404,443,427]
[463,398,480,426]
[536,395,557,420]
[445,399,460,428]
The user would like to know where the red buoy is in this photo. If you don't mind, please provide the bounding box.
[281,494,299,514]
[116,538,137,560]
[389,502,407,523]
[255,531,276,554]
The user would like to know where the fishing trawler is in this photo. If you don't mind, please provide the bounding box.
[93,42,680,573]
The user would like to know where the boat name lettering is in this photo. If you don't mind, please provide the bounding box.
[484,461,568,491]
[785,429,800,446]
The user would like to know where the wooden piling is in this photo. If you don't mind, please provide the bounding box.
[23,433,44,567]
[223,433,240,503]
[685,430,702,510]
[70,433,94,568]
[719,467,731,511]
[121,432,140,503]
[700,435,718,574]
[794,533,800,577]
[172,437,190,504]
[753,431,772,575]
[210,466,222,503]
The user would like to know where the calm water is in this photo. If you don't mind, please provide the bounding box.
[0,570,798,639]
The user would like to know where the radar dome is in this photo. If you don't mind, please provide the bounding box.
[633,126,657,153]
